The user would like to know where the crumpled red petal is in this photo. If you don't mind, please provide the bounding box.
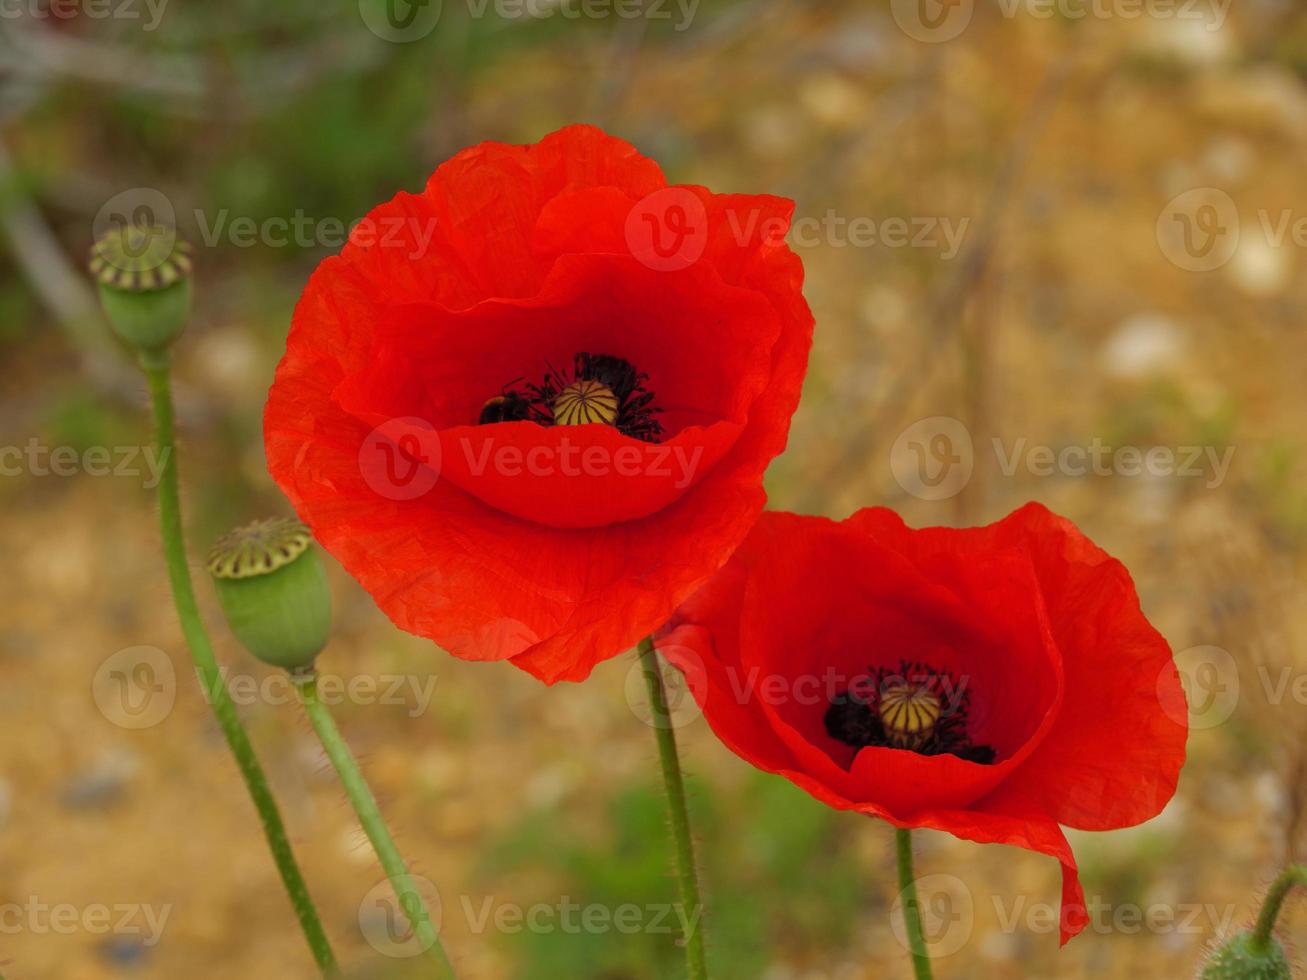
[264,125,813,682]
[659,505,1186,945]
[847,503,1189,830]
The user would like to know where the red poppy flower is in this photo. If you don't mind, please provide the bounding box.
[658,503,1188,944]
[264,125,813,683]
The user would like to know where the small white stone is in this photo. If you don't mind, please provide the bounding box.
[1226,234,1292,298]
[1200,136,1256,184]
[1135,16,1236,67]
[1101,314,1186,379]
[979,929,1019,961]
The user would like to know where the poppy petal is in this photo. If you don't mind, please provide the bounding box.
[266,126,813,682]
[660,506,1182,946]
[847,503,1188,830]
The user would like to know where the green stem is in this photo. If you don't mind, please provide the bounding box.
[141,354,337,975]
[637,635,708,980]
[895,828,934,980]
[295,670,456,977]
[1250,865,1307,955]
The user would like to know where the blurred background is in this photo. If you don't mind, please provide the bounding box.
[2,0,1307,976]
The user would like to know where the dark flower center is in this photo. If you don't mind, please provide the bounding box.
[478,352,664,442]
[823,659,996,765]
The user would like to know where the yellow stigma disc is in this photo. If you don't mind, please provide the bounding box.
[878,683,942,750]
[552,379,619,427]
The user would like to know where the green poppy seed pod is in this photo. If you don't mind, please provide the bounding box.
[88,223,193,353]
[207,518,332,671]
[1200,932,1291,980]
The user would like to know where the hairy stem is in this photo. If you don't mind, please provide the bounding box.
[637,635,708,980]
[895,828,934,980]
[1250,864,1307,955]
[142,353,337,974]
[294,670,456,977]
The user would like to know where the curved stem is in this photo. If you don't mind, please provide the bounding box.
[637,635,709,980]
[294,670,456,978]
[895,828,934,980]
[142,354,337,975]
[1250,865,1307,955]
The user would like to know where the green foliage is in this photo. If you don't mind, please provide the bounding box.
[0,275,35,346]
[44,390,140,454]
[1254,440,1307,542]
[1104,379,1237,453]
[1066,822,1178,918]
[477,771,865,979]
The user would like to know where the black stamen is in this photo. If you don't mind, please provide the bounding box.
[478,352,664,442]
[822,658,997,765]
